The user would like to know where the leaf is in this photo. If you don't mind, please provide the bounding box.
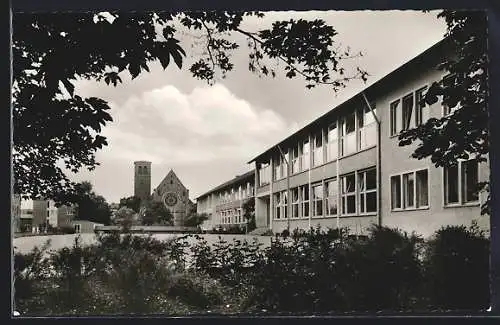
[159,53,170,69]
[61,78,75,96]
[170,49,183,69]
[128,64,141,79]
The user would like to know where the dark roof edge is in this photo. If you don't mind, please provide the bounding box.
[196,170,255,200]
[247,36,449,164]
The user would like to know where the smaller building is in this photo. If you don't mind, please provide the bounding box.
[71,220,104,233]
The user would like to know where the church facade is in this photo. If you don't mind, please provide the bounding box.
[150,169,195,226]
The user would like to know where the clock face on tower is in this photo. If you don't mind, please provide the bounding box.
[163,192,178,207]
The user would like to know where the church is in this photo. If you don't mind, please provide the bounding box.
[134,161,195,226]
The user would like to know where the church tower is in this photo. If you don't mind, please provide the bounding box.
[134,161,152,202]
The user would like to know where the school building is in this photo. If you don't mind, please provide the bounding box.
[197,39,489,237]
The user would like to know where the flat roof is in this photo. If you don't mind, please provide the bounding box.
[196,170,255,200]
[247,37,449,164]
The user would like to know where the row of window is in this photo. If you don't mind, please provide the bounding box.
[389,76,460,137]
[137,166,149,175]
[220,208,244,225]
[390,161,479,211]
[271,161,480,219]
[217,183,255,205]
[260,106,377,186]
[273,168,378,220]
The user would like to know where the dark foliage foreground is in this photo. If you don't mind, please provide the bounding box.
[13,224,489,315]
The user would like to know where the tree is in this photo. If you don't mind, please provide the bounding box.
[13,12,367,204]
[119,196,142,213]
[141,201,174,226]
[73,181,112,225]
[242,197,256,232]
[398,10,489,214]
[113,206,139,231]
[184,213,209,228]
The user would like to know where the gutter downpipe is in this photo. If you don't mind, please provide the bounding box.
[336,133,340,229]
[361,92,382,227]
[277,145,291,232]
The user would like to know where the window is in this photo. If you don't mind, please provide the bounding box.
[259,162,271,186]
[74,224,81,233]
[415,86,429,126]
[444,165,459,204]
[282,151,289,178]
[442,74,460,116]
[300,185,310,218]
[274,154,282,181]
[416,169,429,207]
[358,106,377,150]
[341,112,356,156]
[402,93,414,131]
[313,132,324,167]
[403,172,415,208]
[274,191,288,219]
[302,139,310,170]
[444,160,479,205]
[390,100,400,136]
[325,179,338,216]
[391,169,429,211]
[341,174,356,215]
[359,168,377,213]
[326,123,338,161]
[291,188,300,218]
[292,146,300,174]
[312,184,323,217]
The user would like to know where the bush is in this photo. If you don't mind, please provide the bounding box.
[14,223,491,315]
[422,222,490,310]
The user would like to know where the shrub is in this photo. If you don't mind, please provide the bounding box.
[423,222,490,310]
[335,225,424,311]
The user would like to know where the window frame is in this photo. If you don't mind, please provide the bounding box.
[326,122,339,162]
[291,187,300,219]
[325,178,339,217]
[300,185,310,218]
[401,93,415,132]
[443,159,480,207]
[358,168,377,215]
[390,99,400,137]
[390,168,430,212]
[415,85,429,126]
[340,111,357,157]
[301,139,310,171]
[312,183,324,217]
[312,131,324,167]
[358,106,377,151]
[341,172,357,216]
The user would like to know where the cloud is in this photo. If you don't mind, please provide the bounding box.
[98,83,294,166]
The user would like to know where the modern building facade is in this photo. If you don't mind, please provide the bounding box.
[196,171,255,230]
[151,169,196,226]
[197,38,489,238]
[248,39,489,238]
[31,199,75,232]
[134,161,152,202]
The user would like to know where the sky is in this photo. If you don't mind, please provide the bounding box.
[37,10,447,205]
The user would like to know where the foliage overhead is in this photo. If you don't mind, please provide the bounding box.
[398,10,489,214]
[13,11,367,204]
